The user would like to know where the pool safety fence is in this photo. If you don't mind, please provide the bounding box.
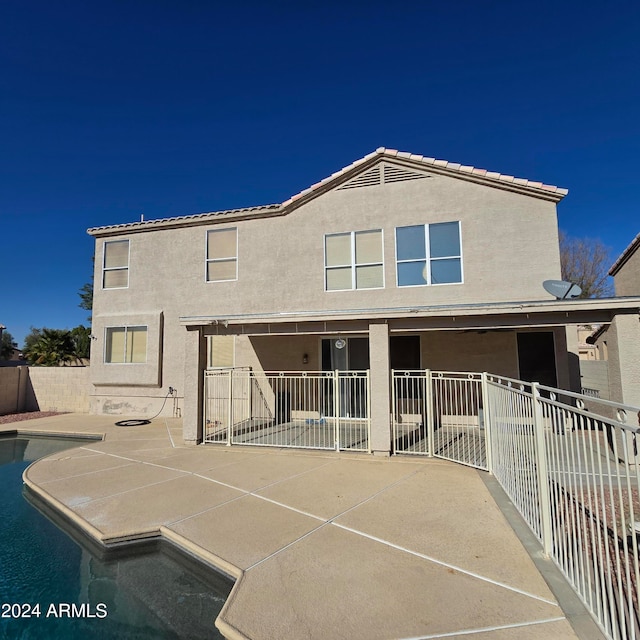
[204,369,370,452]
[392,370,487,469]
[204,366,639,639]
[485,375,640,640]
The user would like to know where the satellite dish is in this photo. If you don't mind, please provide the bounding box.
[543,280,582,299]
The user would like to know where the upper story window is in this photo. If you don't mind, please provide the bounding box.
[103,240,129,289]
[325,229,384,291]
[206,228,237,282]
[396,222,462,286]
[104,326,147,363]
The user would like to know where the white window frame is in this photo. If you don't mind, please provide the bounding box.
[205,227,238,282]
[104,325,148,364]
[324,229,385,291]
[102,239,130,289]
[395,221,463,287]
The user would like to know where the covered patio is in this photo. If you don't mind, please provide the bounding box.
[180,296,640,455]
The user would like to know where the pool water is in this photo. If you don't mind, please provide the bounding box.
[0,435,232,640]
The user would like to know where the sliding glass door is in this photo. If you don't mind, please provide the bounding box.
[321,338,369,418]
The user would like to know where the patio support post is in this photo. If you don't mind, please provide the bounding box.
[532,382,553,556]
[369,322,391,455]
[183,326,205,445]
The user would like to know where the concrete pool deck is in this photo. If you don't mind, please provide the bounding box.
[4,413,602,640]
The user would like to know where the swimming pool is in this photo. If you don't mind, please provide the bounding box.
[0,435,232,639]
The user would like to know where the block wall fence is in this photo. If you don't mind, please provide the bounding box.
[0,366,91,415]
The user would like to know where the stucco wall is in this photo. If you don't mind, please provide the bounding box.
[420,330,519,377]
[579,360,610,400]
[236,329,567,385]
[241,335,325,372]
[614,248,640,296]
[604,244,640,408]
[606,315,640,407]
[89,165,562,413]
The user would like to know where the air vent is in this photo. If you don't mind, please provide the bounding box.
[383,163,430,184]
[337,165,382,190]
[336,162,431,191]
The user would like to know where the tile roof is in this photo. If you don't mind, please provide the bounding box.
[586,323,610,344]
[88,148,568,236]
[282,148,568,207]
[609,231,640,276]
[87,204,280,235]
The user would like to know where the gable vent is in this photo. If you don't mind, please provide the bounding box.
[383,163,430,184]
[337,165,382,190]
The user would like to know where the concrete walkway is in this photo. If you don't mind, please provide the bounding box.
[5,414,587,639]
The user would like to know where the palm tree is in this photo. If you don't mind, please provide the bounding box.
[71,325,91,360]
[24,329,77,366]
[0,331,17,360]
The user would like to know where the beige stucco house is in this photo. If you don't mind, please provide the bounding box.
[588,232,640,407]
[87,148,640,453]
[610,232,640,296]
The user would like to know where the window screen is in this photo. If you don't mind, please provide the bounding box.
[105,326,147,363]
[103,240,129,289]
[325,229,383,290]
[206,228,238,281]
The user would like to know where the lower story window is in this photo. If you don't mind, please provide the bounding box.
[207,335,235,368]
[105,326,147,363]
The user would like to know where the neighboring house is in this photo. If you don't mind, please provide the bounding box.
[0,347,27,367]
[573,324,609,399]
[577,325,602,361]
[589,232,640,406]
[586,323,609,361]
[87,148,640,451]
[576,324,610,399]
[579,323,610,400]
[609,231,640,295]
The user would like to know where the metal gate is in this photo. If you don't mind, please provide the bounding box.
[204,369,370,452]
[392,370,487,470]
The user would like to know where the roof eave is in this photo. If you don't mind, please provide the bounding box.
[87,205,282,237]
[609,232,640,276]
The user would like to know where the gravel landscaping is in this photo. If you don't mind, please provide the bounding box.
[0,411,67,425]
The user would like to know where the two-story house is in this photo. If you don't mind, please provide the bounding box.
[588,232,640,407]
[87,148,640,454]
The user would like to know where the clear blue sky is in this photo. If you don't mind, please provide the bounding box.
[1,1,639,347]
